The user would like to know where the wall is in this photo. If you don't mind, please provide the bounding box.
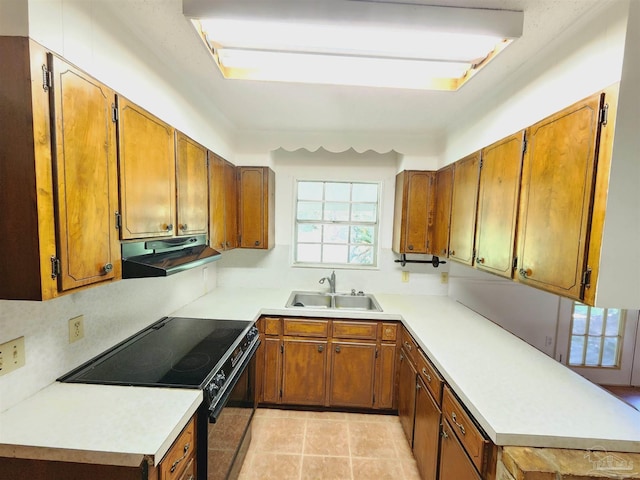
[217,148,449,295]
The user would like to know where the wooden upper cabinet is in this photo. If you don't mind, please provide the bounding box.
[516,92,604,301]
[175,132,208,236]
[208,152,237,250]
[117,96,176,239]
[475,132,525,278]
[50,55,121,291]
[433,164,454,258]
[449,152,480,265]
[392,170,436,254]
[238,166,275,249]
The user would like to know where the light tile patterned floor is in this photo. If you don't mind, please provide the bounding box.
[239,408,421,480]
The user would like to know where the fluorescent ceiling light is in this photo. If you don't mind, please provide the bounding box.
[184,1,523,91]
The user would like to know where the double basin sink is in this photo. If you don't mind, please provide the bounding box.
[285,291,382,312]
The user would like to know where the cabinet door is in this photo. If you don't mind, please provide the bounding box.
[261,337,282,404]
[413,376,441,480]
[175,131,208,236]
[433,164,454,257]
[282,338,327,405]
[393,171,436,254]
[397,348,417,445]
[449,151,480,265]
[50,55,121,291]
[439,420,482,480]
[475,132,524,278]
[117,96,175,239]
[223,160,238,249]
[329,341,376,408]
[208,152,226,250]
[517,93,602,300]
[238,166,275,249]
[376,343,396,409]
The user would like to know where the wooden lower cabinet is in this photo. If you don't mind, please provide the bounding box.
[397,346,417,444]
[259,316,397,410]
[413,376,441,480]
[281,338,328,405]
[439,420,482,480]
[329,341,376,408]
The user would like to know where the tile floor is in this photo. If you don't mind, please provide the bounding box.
[238,408,421,480]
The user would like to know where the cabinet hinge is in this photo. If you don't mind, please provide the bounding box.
[373,393,376,405]
[479,158,483,169]
[279,389,282,398]
[375,348,379,359]
[115,211,121,230]
[111,103,118,123]
[50,256,61,279]
[599,104,609,126]
[280,343,284,354]
[42,64,52,91]
[522,137,527,153]
[581,267,592,289]
[512,256,518,271]
[238,234,242,245]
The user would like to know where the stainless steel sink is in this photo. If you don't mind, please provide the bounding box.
[286,291,382,312]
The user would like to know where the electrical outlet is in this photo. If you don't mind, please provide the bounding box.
[401,271,409,283]
[69,315,84,343]
[0,336,26,377]
[441,272,449,284]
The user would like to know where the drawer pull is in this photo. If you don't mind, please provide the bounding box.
[170,442,190,473]
[403,341,412,351]
[421,368,431,382]
[451,412,466,435]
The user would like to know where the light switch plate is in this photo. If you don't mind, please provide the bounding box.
[0,336,26,376]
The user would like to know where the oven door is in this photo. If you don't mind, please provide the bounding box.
[199,340,259,480]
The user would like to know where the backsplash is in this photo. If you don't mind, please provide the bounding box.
[0,265,216,412]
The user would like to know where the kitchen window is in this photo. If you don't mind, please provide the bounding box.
[568,302,625,368]
[294,180,379,267]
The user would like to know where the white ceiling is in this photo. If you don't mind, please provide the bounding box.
[108,0,605,138]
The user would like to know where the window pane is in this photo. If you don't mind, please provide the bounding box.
[352,183,378,202]
[571,312,587,335]
[350,226,374,244]
[569,336,585,365]
[585,336,602,365]
[588,308,605,335]
[602,337,619,367]
[349,245,373,265]
[297,224,322,243]
[324,202,350,221]
[325,183,350,201]
[297,244,321,262]
[605,310,622,336]
[323,224,348,243]
[298,182,323,201]
[297,201,323,220]
[323,244,348,263]
[351,203,377,222]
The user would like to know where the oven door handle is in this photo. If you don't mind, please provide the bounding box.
[208,338,261,423]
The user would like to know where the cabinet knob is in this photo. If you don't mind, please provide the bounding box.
[335,345,341,353]
[449,250,455,256]
[180,224,188,231]
[408,245,414,250]
[519,268,533,278]
[477,257,485,264]
[165,223,173,231]
[318,345,324,352]
[254,240,260,246]
[103,263,113,274]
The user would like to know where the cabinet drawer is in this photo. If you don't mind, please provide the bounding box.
[263,316,281,336]
[381,323,398,342]
[283,318,329,337]
[333,321,377,340]
[442,386,488,474]
[177,458,195,480]
[401,328,418,365]
[416,350,443,406]
[160,417,196,480]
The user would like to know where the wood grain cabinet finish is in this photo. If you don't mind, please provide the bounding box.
[397,345,418,445]
[175,132,208,236]
[393,170,437,254]
[0,37,120,300]
[433,164,455,257]
[159,416,196,480]
[413,375,441,480]
[516,92,605,301]
[117,96,176,239]
[439,420,482,480]
[258,316,397,410]
[237,166,275,249]
[208,152,237,250]
[475,132,525,278]
[449,151,481,265]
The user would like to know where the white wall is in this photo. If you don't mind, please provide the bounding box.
[217,148,449,296]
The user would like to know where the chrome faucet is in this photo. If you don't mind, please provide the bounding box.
[319,270,336,294]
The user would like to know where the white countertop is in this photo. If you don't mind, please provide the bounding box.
[1,287,639,468]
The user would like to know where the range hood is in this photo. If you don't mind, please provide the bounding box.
[122,235,221,278]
